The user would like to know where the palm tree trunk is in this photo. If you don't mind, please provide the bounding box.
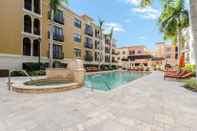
[49,10,54,68]
[190,0,197,80]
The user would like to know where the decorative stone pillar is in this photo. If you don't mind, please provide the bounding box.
[67,59,85,86]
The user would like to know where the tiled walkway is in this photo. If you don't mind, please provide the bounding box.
[0,72,197,131]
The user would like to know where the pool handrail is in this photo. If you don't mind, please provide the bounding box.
[8,69,32,91]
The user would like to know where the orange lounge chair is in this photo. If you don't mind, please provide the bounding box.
[164,71,192,79]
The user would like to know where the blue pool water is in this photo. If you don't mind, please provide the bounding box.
[85,71,148,91]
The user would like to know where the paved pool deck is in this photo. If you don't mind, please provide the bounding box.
[0,71,197,131]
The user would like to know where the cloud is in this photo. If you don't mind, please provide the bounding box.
[104,22,125,33]
[127,0,141,6]
[132,7,160,20]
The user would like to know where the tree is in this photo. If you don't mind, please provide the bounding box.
[158,0,189,57]
[98,18,105,70]
[49,0,68,68]
[109,27,114,66]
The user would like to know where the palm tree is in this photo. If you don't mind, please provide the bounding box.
[190,0,197,80]
[98,18,105,70]
[158,0,189,57]
[109,27,114,66]
[49,0,68,68]
[141,0,197,78]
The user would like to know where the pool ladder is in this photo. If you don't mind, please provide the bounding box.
[8,69,32,91]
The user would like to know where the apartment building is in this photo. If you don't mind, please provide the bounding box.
[0,0,117,69]
[153,42,178,67]
[116,45,152,69]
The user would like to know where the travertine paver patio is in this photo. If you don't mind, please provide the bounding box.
[0,71,197,131]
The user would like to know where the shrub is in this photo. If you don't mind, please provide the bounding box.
[23,62,49,71]
[183,79,197,92]
[27,70,46,76]
[11,71,26,77]
[184,64,196,76]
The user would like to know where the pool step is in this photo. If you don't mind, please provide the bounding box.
[11,82,81,93]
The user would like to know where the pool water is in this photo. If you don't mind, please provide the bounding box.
[85,71,148,91]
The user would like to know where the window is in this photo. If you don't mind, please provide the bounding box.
[85,50,93,61]
[23,37,31,56]
[129,50,135,55]
[166,55,171,59]
[53,26,64,42]
[34,0,40,14]
[74,18,81,28]
[95,40,100,49]
[95,29,100,38]
[73,33,81,43]
[122,51,125,55]
[53,44,63,59]
[84,37,93,49]
[137,50,142,54]
[85,24,93,37]
[33,18,40,35]
[24,15,32,33]
[24,0,32,11]
[74,48,81,58]
[54,10,64,24]
[33,39,40,56]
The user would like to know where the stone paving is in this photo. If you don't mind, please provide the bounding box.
[0,72,197,131]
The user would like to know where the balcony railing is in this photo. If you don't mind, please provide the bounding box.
[85,55,93,62]
[53,52,64,59]
[84,42,93,49]
[53,34,64,42]
[85,25,93,37]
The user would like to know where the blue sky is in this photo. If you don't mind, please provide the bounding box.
[68,0,164,49]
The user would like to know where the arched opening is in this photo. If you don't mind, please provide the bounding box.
[34,0,41,14]
[33,18,40,35]
[24,15,32,33]
[33,39,40,56]
[24,0,32,11]
[23,37,31,56]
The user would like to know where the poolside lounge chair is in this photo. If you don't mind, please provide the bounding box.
[164,70,193,79]
[86,67,98,72]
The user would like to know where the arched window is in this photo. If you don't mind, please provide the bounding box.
[23,38,31,56]
[24,0,32,11]
[24,15,32,33]
[34,0,40,14]
[33,39,40,56]
[33,18,40,35]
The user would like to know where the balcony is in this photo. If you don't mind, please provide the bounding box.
[85,25,93,37]
[53,34,64,42]
[53,52,64,59]
[85,55,93,62]
[53,26,64,42]
[105,48,110,54]
[54,10,64,25]
[84,42,93,49]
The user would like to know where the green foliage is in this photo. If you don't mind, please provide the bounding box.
[185,64,196,74]
[11,71,26,77]
[27,70,46,76]
[184,79,197,92]
[159,0,189,42]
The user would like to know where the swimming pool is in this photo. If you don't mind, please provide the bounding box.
[85,71,149,91]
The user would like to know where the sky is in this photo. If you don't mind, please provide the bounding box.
[67,0,166,49]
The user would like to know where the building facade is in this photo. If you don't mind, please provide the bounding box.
[153,42,178,67]
[0,0,118,69]
[116,45,152,69]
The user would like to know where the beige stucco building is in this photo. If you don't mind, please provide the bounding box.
[0,0,118,69]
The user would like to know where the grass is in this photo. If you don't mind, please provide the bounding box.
[183,78,197,92]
